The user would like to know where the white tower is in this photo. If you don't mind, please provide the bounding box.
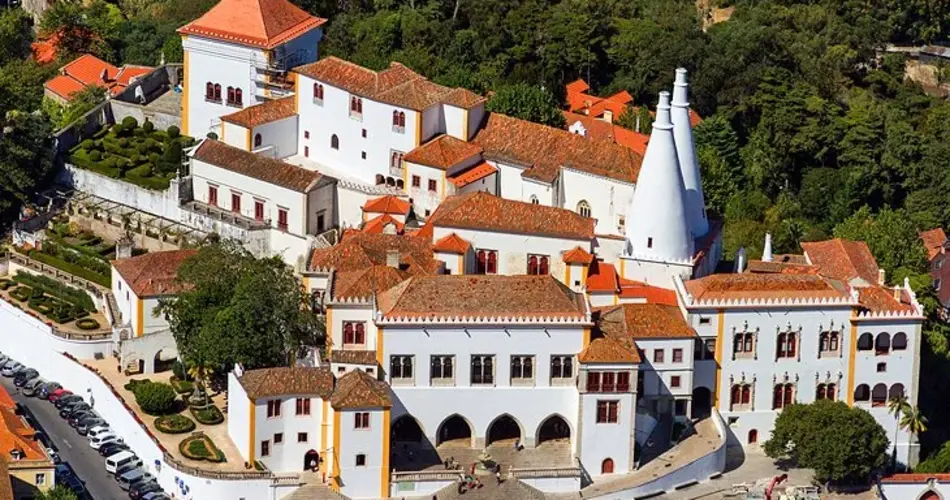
[671,68,709,238]
[625,92,694,263]
[762,233,773,262]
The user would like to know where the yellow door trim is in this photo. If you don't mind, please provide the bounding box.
[135,299,144,336]
[332,410,341,491]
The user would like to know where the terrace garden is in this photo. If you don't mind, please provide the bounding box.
[68,117,194,191]
[0,271,100,328]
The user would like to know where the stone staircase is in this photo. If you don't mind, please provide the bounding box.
[431,477,548,500]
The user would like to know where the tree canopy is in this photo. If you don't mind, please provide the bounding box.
[764,400,888,484]
[0,111,55,220]
[484,83,565,128]
[159,241,324,371]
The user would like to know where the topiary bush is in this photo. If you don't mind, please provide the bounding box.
[190,405,224,425]
[148,152,160,165]
[167,125,180,139]
[132,381,178,415]
[136,143,149,155]
[10,286,31,302]
[122,116,138,130]
[111,124,124,136]
[206,132,218,140]
[80,139,94,150]
[155,414,196,434]
[75,318,101,330]
[0,279,14,290]
[118,138,129,148]
[88,150,101,161]
[179,433,226,462]
[142,120,154,133]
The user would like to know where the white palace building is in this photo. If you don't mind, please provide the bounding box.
[32,0,924,498]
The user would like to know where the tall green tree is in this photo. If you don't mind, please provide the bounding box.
[0,111,55,219]
[0,8,34,66]
[832,206,929,278]
[485,83,566,128]
[37,485,79,500]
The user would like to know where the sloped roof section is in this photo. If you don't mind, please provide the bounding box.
[684,273,850,302]
[178,0,327,49]
[428,192,595,240]
[238,366,335,399]
[404,135,483,170]
[220,96,296,128]
[801,239,880,285]
[362,195,410,215]
[433,233,471,255]
[578,336,639,364]
[330,369,391,410]
[111,249,198,297]
[562,246,594,265]
[600,304,695,339]
[332,265,411,301]
[309,232,438,275]
[920,228,947,260]
[193,140,323,192]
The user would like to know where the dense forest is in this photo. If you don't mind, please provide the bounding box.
[2,0,950,467]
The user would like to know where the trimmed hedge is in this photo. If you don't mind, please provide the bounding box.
[75,318,101,330]
[26,251,111,288]
[9,286,31,302]
[131,381,178,416]
[190,405,224,425]
[13,271,95,311]
[0,279,14,290]
[155,414,196,434]
[179,433,226,463]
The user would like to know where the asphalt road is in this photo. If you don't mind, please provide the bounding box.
[0,376,127,500]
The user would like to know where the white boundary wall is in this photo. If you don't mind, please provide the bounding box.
[59,164,182,222]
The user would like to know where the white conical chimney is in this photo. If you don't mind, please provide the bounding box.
[671,68,709,238]
[625,91,694,263]
[762,233,773,262]
[735,247,746,273]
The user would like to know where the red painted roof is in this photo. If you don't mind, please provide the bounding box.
[562,246,594,265]
[433,233,471,255]
[44,74,87,100]
[586,261,620,293]
[447,161,497,188]
[362,195,410,215]
[362,214,404,235]
[44,54,152,101]
[921,228,947,261]
[177,0,327,50]
[618,279,678,306]
[404,135,482,170]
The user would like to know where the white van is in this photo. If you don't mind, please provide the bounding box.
[105,451,140,474]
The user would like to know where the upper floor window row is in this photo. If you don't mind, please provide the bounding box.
[857,332,908,355]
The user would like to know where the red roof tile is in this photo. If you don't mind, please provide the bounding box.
[44,54,152,101]
[428,192,595,240]
[563,111,649,156]
[309,232,438,275]
[857,286,917,314]
[115,66,152,87]
[221,96,296,128]
[585,261,619,293]
[44,74,87,100]
[111,250,198,297]
[447,161,496,188]
[330,369,391,410]
[578,336,639,364]
[433,233,471,254]
[177,0,327,50]
[801,239,880,284]
[441,88,487,109]
[193,140,323,192]
[921,228,947,261]
[404,135,483,170]
[0,387,47,462]
[332,265,410,300]
[562,246,594,265]
[600,304,695,339]
[472,113,642,184]
[31,35,58,65]
[618,280,678,306]
[684,273,850,302]
[238,366,334,399]
[881,473,950,483]
[363,195,410,215]
[361,214,404,235]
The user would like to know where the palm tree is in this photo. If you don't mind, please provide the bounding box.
[187,362,215,407]
[887,395,910,469]
[900,405,928,445]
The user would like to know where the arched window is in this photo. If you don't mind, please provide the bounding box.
[857,333,873,351]
[235,88,243,105]
[730,384,752,410]
[539,256,549,275]
[827,383,836,401]
[892,332,907,350]
[386,177,396,187]
[227,86,235,104]
[205,82,214,99]
[398,111,405,127]
[730,385,741,406]
[254,133,262,148]
[343,323,354,345]
[777,332,796,358]
[830,332,839,351]
[357,99,363,113]
[748,429,758,444]
[854,384,870,402]
[889,383,905,400]
[816,384,827,400]
[331,134,339,150]
[487,251,497,274]
[392,110,399,126]
[819,332,828,353]
[313,83,324,100]
[213,84,221,102]
[576,200,591,218]
[601,458,614,474]
[355,323,365,344]
[476,250,487,274]
[741,385,751,404]
[772,383,794,409]
[734,333,754,356]
[375,174,385,185]
[528,256,538,275]
[530,195,539,204]
[876,332,891,355]
[396,179,404,189]
[350,97,358,112]
[872,383,887,406]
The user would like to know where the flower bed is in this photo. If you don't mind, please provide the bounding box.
[0,279,14,290]
[20,249,111,288]
[9,286,31,302]
[75,318,101,330]
[155,414,196,434]
[169,376,195,396]
[190,405,224,425]
[179,433,226,463]
[13,271,96,311]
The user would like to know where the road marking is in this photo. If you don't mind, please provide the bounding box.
[63,439,72,449]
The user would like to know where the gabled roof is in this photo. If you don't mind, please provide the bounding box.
[376,275,588,321]
[432,233,471,255]
[238,366,334,399]
[362,195,410,215]
[0,388,47,462]
[44,54,152,100]
[562,246,594,265]
[447,161,497,188]
[361,214,404,235]
[585,261,620,293]
[192,140,324,192]
[801,239,880,285]
[856,286,917,314]
[684,273,850,302]
[111,249,198,297]
[599,304,696,339]
[617,279,679,306]
[309,231,438,275]
[330,350,377,365]
[920,228,947,261]
[332,265,410,301]
[330,369,391,410]
[428,192,595,240]
[472,113,642,184]
[563,111,650,156]
[220,96,296,128]
[578,336,640,364]
[404,135,483,170]
[177,0,327,50]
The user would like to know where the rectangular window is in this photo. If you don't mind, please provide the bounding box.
[550,356,573,383]
[361,151,367,160]
[35,473,45,486]
[475,249,498,275]
[355,454,366,466]
[390,356,413,382]
[362,129,367,138]
[587,371,601,392]
[699,317,711,325]
[671,375,681,388]
[261,440,270,457]
[617,371,630,392]
[295,398,311,416]
[304,130,310,139]
[596,401,619,424]
[672,348,683,363]
[428,179,438,192]
[342,322,366,345]
[208,185,218,206]
[527,254,550,275]
[653,350,664,363]
[470,355,494,385]
[430,355,454,385]
[297,432,308,443]
[304,146,309,157]
[266,400,281,418]
[278,208,288,231]
[412,175,421,188]
[601,372,616,392]
[317,214,326,234]
[354,412,370,429]
[254,200,264,221]
[510,355,534,384]
[231,192,241,213]
[274,433,283,444]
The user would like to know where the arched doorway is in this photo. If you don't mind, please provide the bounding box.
[692,387,712,419]
[748,429,758,444]
[487,414,522,446]
[303,450,319,471]
[537,415,571,446]
[153,349,175,373]
[392,416,425,443]
[920,491,941,500]
[437,414,473,447]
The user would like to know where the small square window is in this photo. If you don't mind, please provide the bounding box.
[362,129,367,138]
[297,432,308,443]
[274,433,283,444]
[647,237,653,248]
[428,179,438,192]
[672,349,683,363]
[699,317,711,325]
[424,209,431,217]
[671,375,681,388]
[304,130,310,139]
[261,440,270,456]
[877,362,886,373]
[355,454,366,466]
[411,175,421,188]
[653,350,664,363]
[337,367,345,373]
[361,151,367,160]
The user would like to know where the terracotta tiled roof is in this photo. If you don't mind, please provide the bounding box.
[362,195,410,215]
[881,473,950,483]
[428,192,595,240]
[472,113,642,184]
[684,273,850,302]
[921,228,947,260]
[221,96,296,128]
[618,280,678,306]
[857,286,917,314]
[193,140,323,192]
[746,255,819,275]
[563,111,649,156]
[177,0,327,50]
[562,246,594,265]
[332,265,410,301]
[565,79,590,96]
[31,35,58,65]
[404,135,483,170]
[801,239,880,284]
[44,74,87,100]
[441,88,487,109]
[0,456,12,500]
[330,350,377,365]
[361,214,404,235]
[238,366,335,399]
[433,233,471,254]
[111,249,198,297]
[0,388,46,462]
[585,261,619,293]
[600,304,695,339]
[447,161,497,188]
[377,275,588,320]
[330,369,391,410]
[309,232,438,275]
[578,336,639,364]
[44,54,152,100]
[115,66,152,87]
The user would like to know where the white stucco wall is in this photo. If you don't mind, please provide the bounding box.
[404,162,445,219]
[253,395,325,473]
[559,169,634,237]
[443,105,465,140]
[60,165,181,222]
[253,116,299,160]
[222,122,248,150]
[579,391,635,477]
[227,372,252,460]
[338,408,385,499]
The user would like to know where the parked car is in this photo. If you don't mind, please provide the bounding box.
[142,493,170,500]
[76,417,108,436]
[48,388,71,402]
[105,451,141,474]
[116,469,151,491]
[64,406,94,422]
[54,394,84,409]
[0,353,8,365]
[2,362,24,377]
[62,474,87,499]
[39,382,62,399]
[113,463,140,478]
[98,441,130,457]
[14,368,39,386]
[90,433,122,450]
[130,481,163,500]
[22,378,46,397]
[86,426,112,440]
[59,402,90,418]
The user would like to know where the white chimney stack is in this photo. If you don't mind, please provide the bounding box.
[671,68,709,238]
[762,233,773,262]
[386,250,400,268]
[735,247,746,273]
[878,268,886,285]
